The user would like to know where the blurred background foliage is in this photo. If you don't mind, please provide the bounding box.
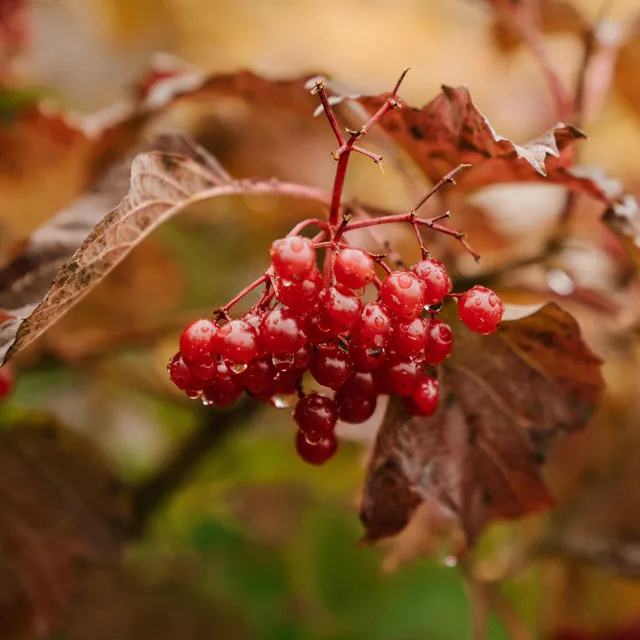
[2,0,640,638]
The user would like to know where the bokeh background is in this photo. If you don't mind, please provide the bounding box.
[2,0,640,638]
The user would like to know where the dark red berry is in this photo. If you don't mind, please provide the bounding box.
[379,270,426,320]
[306,306,337,344]
[242,356,277,394]
[295,430,338,465]
[179,318,217,365]
[335,373,377,424]
[319,286,362,334]
[411,376,440,416]
[390,317,427,356]
[270,235,316,280]
[203,360,244,406]
[375,358,422,396]
[275,268,322,314]
[215,319,259,365]
[310,343,353,390]
[348,342,387,372]
[354,302,393,348]
[458,286,504,335]
[260,308,307,354]
[0,363,14,400]
[424,318,453,365]
[412,259,452,305]
[275,369,304,396]
[188,360,217,384]
[293,392,338,434]
[168,352,203,391]
[334,248,375,289]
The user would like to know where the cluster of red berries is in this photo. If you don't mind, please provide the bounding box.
[168,235,504,465]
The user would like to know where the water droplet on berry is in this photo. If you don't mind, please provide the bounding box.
[272,353,295,371]
[229,362,248,374]
[185,390,200,400]
[474,298,482,307]
[290,236,303,252]
[488,293,498,307]
[365,347,384,359]
[272,393,293,408]
[397,273,412,290]
[374,316,385,328]
[201,395,215,406]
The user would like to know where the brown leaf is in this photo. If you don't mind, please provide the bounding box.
[360,303,603,546]
[0,419,130,638]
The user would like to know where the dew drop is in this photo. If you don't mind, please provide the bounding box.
[290,236,303,252]
[488,293,498,307]
[374,316,385,328]
[202,396,215,406]
[185,390,200,400]
[365,347,384,359]
[229,362,248,374]
[443,555,458,568]
[272,394,293,408]
[398,273,413,290]
[273,353,295,372]
[474,298,482,307]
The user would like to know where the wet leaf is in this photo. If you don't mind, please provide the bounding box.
[361,303,603,546]
[0,418,130,639]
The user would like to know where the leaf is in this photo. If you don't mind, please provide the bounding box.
[602,195,640,269]
[0,418,130,638]
[360,303,603,546]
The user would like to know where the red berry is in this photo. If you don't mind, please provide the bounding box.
[179,318,217,365]
[242,310,265,330]
[295,430,338,465]
[379,270,426,320]
[348,342,387,372]
[334,248,375,289]
[0,363,14,400]
[306,306,337,344]
[319,286,362,334]
[424,318,453,365]
[188,360,217,384]
[390,317,427,356]
[293,392,338,435]
[410,376,440,416]
[375,358,422,396]
[310,343,353,390]
[168,352,203,391]
[215,319,259,365]
[260,308,307,354]
[275,268,322,314]
[203,360,244,406]
[458,286,504,335]
[412,259,452,305]
[335,373,377,423]
[353,302,393,348]
[270,235,316,280]
[275,369,304,396]
[242,356,277,394]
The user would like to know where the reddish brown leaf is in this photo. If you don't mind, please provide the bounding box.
[0,419,129,639]
[361,303,603,546]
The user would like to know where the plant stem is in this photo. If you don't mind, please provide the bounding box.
[219,274,268,314]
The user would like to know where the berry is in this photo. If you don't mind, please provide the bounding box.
[168,352,203,391]
[348,342,387,372]
[379,270,426,320]
[458,286,505,335]
[216,319,259,364]
[354,302,393,348]
[319,286,362,334]
[270,235,316,280]
[203,360,244,406]
[242,310,265,330]
[275,369,304,396]
[0,364,14,400]
[242,356,277,394]
[375,358,422,396]
[275,268,322,314]
[310,343,353,390]
[293,392,338,435]
[334,248,375,289]
[260,308,307,354]
[390,317,427,356]
[179,318,217,365]
[424,318,453,365]
[306,306,337,344]
[335,373,377,423]
[295,430,338,465]
[411,376,440,416]
[412,259,452,305]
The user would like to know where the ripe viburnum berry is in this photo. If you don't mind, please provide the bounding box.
[203,360,244,407]
[294,392,338,435]
[242,356,277,394]
[179,318,217,365]
[424,318,453,365]
[374,358,422,396]
[348,342,387,372]
[335,372,377,424]
[354,302,393,348]
[389,317,427,356]
[270,235,316,280]
[379,270,426,320]
[458,285,505,335]
[306,305,337,344]
[275,268,322,314]
[260,308,308,354]
[295,430,338,465]
[410,376,440,416]
[168,352,202,391]
[310,343,353,390]
[319,286,362,334]
[412,259,452,305]
[334,248,375,289]
[216,319,259,364]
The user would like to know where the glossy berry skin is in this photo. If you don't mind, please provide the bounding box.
[270,235,316,280]
[375,358,422,396]
[275,268,322,314]
[348,342,387,372]
[293,392,338,435]
[306,306,337,344]
[412,259,452,305]
[179,318,218,365]
[334,248,375,290]
[319,286,362,335]
[335,373,377,424]
[354,302,393,348]
[295,430,338,465]
[379,270,426,320]
[411,376,440,416]
[203,360,244,406]
[260,308,307,354]
[0,364,14,400]
[424,318,454,365]
[390,317,427,356]
[458,286,505,335]
[310,343,353,390]
[216,319,259,364]
[168,352,203,391]
[242,356,277,394]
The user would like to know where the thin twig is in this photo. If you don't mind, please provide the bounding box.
[411,164,471,214]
